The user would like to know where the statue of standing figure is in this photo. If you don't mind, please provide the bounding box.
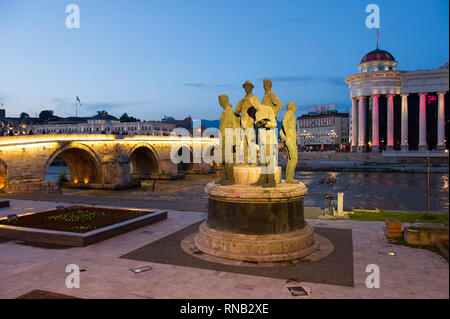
[235,81,257,165]
[217,94,239,185]
[281,102,300,184]
[262,78,283,117]
[247,96,278,187]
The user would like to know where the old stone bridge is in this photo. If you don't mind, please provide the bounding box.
[0,134,218,193]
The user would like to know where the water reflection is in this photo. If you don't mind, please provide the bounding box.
[45,166,71,181]
[296,171,449,213]
[45,166,449,214]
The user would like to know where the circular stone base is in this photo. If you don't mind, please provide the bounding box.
[205,181,309,235]
[183,231,333,267]
[194,222,319,262]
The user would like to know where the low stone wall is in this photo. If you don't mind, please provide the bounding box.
[0,209,168,247]
[404,227,449,246]
[7,180,61,194]
[296,151,448,164]
[278,150,449,172]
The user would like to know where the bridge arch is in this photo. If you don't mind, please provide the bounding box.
[172,144,194,174]
[44,143,102,185]
[203,143,220,165]
[0,159,7,191]
[128,143,159,180]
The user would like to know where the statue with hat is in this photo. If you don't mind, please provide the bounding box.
[235,81,257,165]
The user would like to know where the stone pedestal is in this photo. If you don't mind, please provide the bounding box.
[194,174,318,262]
[233,166,282,185]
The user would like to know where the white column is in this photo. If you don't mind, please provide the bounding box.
[358,96,366,152]
[387,95,395,150]
[372,95,380,152]
[401,94,409,151]
[351,97,358,152]
[437,92,446,150]
[419,93,427,151]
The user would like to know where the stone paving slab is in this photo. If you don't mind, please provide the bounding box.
[0,198,448,299]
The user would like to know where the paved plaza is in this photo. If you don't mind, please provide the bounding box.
[0,199,448,299]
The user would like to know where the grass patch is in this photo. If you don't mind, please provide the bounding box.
[389,236,441,253]
[408,226,446,232]
[349,210,449,223]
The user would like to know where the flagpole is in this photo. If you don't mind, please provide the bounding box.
[377,29,380,49]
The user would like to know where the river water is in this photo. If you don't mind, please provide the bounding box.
[296,171,448,213]
[45,166,449,214]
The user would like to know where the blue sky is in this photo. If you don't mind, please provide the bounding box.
[0,0,448,120]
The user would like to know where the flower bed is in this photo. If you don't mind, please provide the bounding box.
[0,206,150,233]
[0,206,167,247]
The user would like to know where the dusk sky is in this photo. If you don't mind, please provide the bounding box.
[0,0,448,121]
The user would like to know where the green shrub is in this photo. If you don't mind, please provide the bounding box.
[57,170,69,183]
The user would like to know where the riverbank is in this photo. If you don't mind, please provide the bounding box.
[277,150,449,173]
[16,171,450,214]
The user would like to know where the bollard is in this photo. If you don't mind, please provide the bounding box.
[337,193,344,215]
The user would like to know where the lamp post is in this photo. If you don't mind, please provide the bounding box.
[426,156,430,218]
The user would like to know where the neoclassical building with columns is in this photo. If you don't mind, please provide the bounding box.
[345,48,449,152]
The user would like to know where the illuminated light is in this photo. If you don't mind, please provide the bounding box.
[73,179,79,184]
[84,178,89,184]
[387,252,396,256]
[0,142,59,150]
[0,134,219,148]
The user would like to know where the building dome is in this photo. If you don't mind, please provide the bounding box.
[361,49,396,64]
[358,48,398,73]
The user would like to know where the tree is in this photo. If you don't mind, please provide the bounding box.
[162,115,176,122]
[20,112,30,119]
[120,113,140,123]
[39,110,54,121]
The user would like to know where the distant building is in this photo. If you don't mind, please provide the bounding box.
[27,119,176,136]
[0,110,176,136]
[297,108,349,151]
[162,115,206,135]
[349,111,353,146]
[345,47,449,152]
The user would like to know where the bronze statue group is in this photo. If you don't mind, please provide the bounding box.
[218,79,299,187]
